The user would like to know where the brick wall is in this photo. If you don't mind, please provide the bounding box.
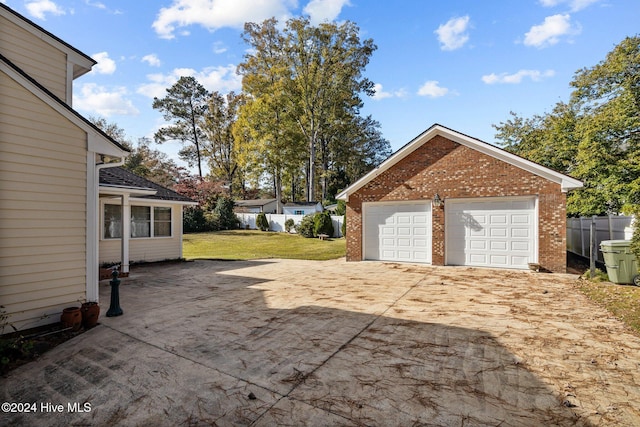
[345,135,568,272]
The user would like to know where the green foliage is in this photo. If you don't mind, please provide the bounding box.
[237,17,388,202]
[334,200,346,216]
[183,207,212,233]
[313,211,334,237]
[211,197,239,230]
[285,218,295,233]
[342,213,346,237]
[629,206,640,262]
[296,214,316,238]
[256,212,269,231]
[153,76,210,178]
[493,36,640,216]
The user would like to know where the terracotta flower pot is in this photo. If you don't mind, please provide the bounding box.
[81,302,100,329]
[61,307,82,331]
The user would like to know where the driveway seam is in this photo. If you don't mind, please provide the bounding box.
[249,272,428,426]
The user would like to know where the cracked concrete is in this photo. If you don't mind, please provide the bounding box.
[2,259,640,426]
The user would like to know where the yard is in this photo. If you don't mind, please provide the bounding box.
[182,229,346,261]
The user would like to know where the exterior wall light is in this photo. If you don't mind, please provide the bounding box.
[433,193,443,207]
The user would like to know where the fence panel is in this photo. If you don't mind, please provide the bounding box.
[237,213,344,238]
[567,215,633,261]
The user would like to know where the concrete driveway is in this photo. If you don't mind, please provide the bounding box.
[2,259,640,426]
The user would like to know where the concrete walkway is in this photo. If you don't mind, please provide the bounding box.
[2,259,640,426]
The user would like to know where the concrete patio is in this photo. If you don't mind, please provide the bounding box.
[2,259,640,426]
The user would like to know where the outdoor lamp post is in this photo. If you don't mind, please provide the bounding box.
[106,267,123,317]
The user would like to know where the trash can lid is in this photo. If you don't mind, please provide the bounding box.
[600,240,632,247]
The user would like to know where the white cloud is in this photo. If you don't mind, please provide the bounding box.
[371,83,407,100]
[142,54,162,67]
[434,16,471,51]
[84,0,106,10]
[482,69,555,84]
[524,14,580,48]
[74,83,139,117]
[152,0,296,39]
[539,0,600,12]
[417,81,449,98]
[212,41,227,54]
[25,0,65,20]
[90,52,116,74]
[303,0,350,25]
[137,65,242,99]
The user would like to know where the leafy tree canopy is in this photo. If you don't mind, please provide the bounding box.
[494,35,640,216]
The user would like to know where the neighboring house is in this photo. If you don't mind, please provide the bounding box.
[234,198,278,214]
[0,4,192,332]
[99,167,196,270]
[283,202,323,216]
[337,124,583,273]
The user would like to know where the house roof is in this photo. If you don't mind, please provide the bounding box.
[235,198,277,207]
[0,53,129,156]
[100,167,196,204]
[336,124,583,201]
[0,4,96,79]
[284,202,321,207]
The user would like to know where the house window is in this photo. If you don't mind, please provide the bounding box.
[103,204,172,238]
[154,207,172,237]
[131,206,151,238]
[104,204,122,239]
[294,210,305,215]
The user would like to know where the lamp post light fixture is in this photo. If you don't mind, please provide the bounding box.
[433,193,443,207]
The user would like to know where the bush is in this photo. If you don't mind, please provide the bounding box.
[341,213,346,237]
[183,207,210,233]
[313,211,334,237]
[256,212,269,231]
[629,207,640,263]
[335,200,346,216]
[285,218,295,233]
[296,214,316,238]
[212,196,239,230]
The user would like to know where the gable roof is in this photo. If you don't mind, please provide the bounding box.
[100,167,196,204]
[0,3,95,78]
[337,124,583,201]
[235,198,277,208]
[0,53,129,157]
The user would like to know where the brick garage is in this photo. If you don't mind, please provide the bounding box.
[336,124,583,273]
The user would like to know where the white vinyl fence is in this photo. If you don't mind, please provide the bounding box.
[567,215,633,262]
[237,213,344,238]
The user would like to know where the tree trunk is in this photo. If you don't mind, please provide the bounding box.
[307,135,316,202]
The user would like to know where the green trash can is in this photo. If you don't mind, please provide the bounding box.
[600,240,639,285]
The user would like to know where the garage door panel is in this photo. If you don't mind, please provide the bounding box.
[446,197,536,269]
[365,203,432,263]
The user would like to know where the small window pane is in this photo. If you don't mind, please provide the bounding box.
[131,206,150,238]
[104,204,122,239]
[154,207,172,237]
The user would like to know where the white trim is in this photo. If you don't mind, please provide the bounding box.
[337,124,583,201]
[444,195,538,269]
[86,152,99,303]
[0,5,95,78]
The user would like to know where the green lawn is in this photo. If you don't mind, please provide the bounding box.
[183,230,346,261]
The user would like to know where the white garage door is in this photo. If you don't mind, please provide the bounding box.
[364,202,432,263]
[446,197,536,269]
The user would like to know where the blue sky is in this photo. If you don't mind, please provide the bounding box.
[4,0,639,171]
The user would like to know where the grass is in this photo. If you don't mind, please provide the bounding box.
[577,276,640,334]
[183,229,346,261]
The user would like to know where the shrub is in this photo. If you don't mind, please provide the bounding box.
[212,196,239,230]
[629,207,640,263]
[256,212,269,231]
[296,214,316,238]
[183,207,210,233]
[285,218,295,233]
[335,200,346,216]
[313,211,334,237]
[341,213,346,237]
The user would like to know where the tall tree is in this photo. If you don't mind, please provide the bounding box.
[238,17,378,202]
[494,35,640,216]
[153,76,210,178]
[203,91,244,196]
